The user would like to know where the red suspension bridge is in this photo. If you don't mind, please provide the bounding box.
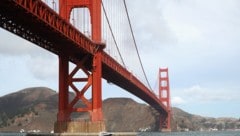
[0,0,171,132]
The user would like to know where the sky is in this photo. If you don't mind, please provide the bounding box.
[0,0,240,118]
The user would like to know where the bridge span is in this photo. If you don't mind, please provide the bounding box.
[0,0,171,132]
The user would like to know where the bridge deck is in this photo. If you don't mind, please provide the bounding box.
[0,0,167,114]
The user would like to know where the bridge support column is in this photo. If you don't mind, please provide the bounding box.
[55,0,105,133]
[159,113,171,132]
[159,68,171,132]
[57,55,70,122]
[91,51,103,122]
[55,52,105,133]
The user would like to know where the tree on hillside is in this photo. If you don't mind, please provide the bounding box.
[0,112,8,127]
[216,123,223,130]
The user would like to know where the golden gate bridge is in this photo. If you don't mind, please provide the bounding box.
[0,0,171,133]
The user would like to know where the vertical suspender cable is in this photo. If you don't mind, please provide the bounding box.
[123,0,152,91]
[83,7,85,35]
[101,0,126,67]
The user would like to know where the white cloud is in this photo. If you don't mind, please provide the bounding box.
[0,28,58,81]
[0,29,39,56]
[128,0,240,89]
[171,96,186,106]
[27,53,58,80]
[182,85,240,103]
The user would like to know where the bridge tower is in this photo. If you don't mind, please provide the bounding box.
[159,68,171,131]
[55,0,105,133]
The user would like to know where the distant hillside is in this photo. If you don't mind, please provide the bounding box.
[103,98,159,132]
[0,87,239,132]
[0,87,58,132]
[172,107,240,131]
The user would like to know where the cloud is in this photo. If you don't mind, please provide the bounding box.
[126,0,240,89]
[127,0,178,51]
[171,96,186,106]
[0,29,39,56]
[27,52,58,80]
[182,85,240,103]
[0,28,58,81]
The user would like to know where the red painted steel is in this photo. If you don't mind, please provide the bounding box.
[58,55,70,122]
[0,0,170,129]
[159,68,171,130]
[58,0,103,122]
[59,0,101,42]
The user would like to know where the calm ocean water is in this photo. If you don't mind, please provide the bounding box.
[0,133,26,136]
[139,131,240,136]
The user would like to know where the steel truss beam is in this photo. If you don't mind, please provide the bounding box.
[58,53,103,122]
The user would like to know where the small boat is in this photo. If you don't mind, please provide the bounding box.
[99,132,112,136]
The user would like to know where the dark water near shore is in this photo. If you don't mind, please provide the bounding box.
[0,131,240,136]
[139,131,240,136]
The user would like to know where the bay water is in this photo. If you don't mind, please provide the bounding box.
[139,131,240,136]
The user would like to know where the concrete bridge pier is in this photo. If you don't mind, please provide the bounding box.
[54,121,106,133]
